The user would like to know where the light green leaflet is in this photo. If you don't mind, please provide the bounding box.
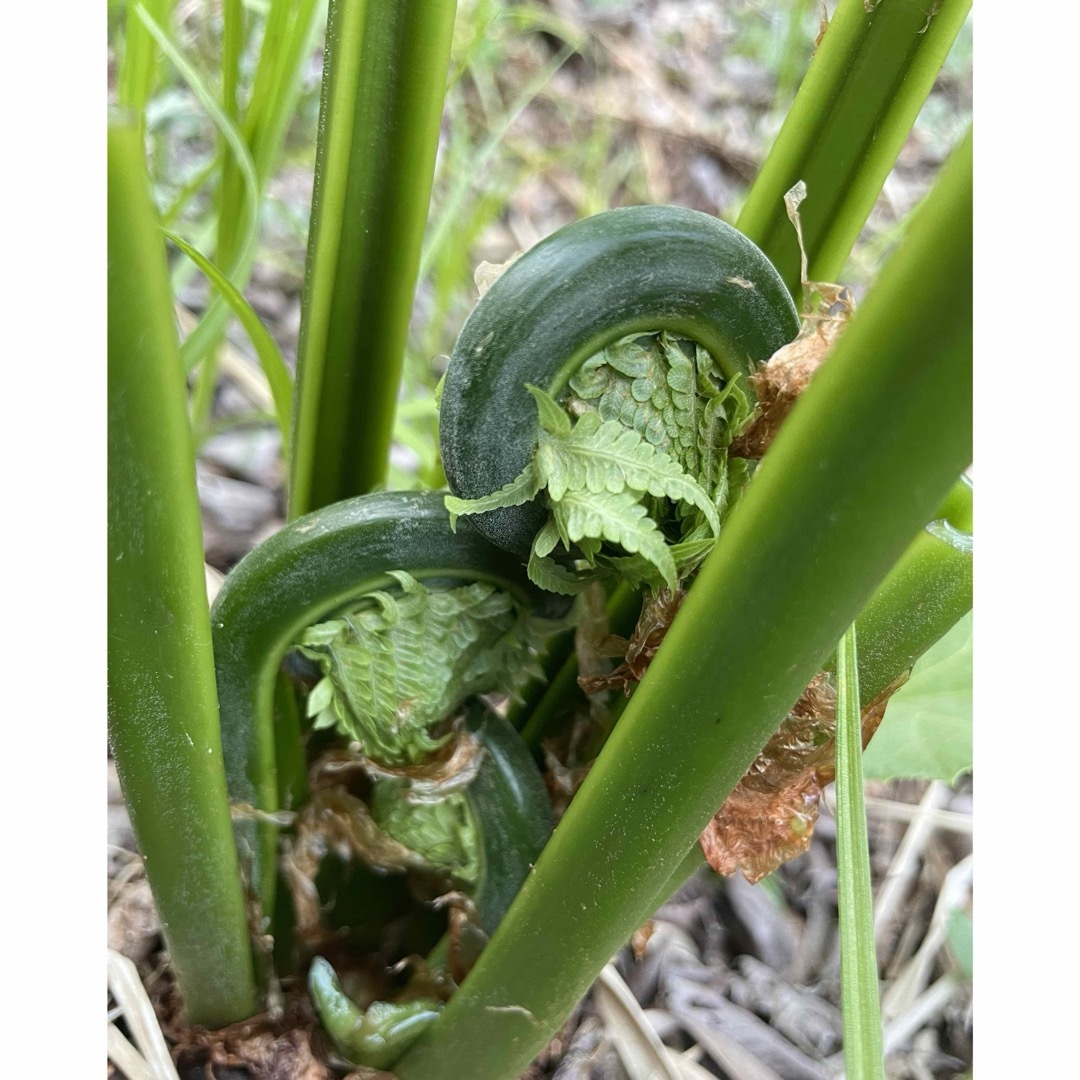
[371,779,480,886]
[445,332,755,594]
[297,571,549,766]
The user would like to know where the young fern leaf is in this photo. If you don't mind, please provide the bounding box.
[370,780,481,886]
[571,333,703,475]
[528,519,598,595]
[445,372,727,592]
[604,537,716,588]
[445,463,540,529]
[298,573,549,765]
[550,487,678,592]
[536,408,719,534]
[526,382,572,436]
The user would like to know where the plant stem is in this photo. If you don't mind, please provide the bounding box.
[517,581,641,752]
[289,0,458,516]
[394,127,971,1080]
[852,476,972,701]
[737,0,971,296]
[108,120,256,1027]
[835,623,886,1079]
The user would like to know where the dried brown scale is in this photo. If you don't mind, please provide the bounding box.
[309,722,485,795]
[171,1011,331,1080]
[577,587,686,695]
[731,285,855,459]
[699,674,906,883]
[145,961,334,1080]
[280,780,443,953]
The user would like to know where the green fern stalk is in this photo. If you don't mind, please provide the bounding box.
[289,0,458,515]
[107,120,256,1027]
[737,0,971,296]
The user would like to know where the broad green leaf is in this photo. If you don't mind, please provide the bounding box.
[862,612,972,783]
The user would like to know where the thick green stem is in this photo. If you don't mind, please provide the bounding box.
[852,476,972,701]
[394,129,972,1080]
[107,120,257,1027]
[289,0,458,515]
[737,0,971,296]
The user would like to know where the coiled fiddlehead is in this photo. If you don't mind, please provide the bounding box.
[211,492,563,1066]
[210,492,563,931]
[439,205,799,590]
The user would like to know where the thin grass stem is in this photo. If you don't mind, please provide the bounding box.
[835,622,886,1080]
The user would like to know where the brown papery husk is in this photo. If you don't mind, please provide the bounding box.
[731,283,855,459]
[309,718,485,799]
[698,671,906,883]
[577,587,685,695]
[146,962,338,1080]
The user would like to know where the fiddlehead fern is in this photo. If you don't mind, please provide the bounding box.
[305,701,554,1069]
[210,492,564,953]
[439,205,799,593]
[211,491,565,1065]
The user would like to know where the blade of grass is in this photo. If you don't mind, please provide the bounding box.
[770,0,820,115]
[164,229,293,459]
[215,0,246,269]
[108,119,256,1027]
[394,127,972,1080]
[289,0,459,516]
[737,0,971,297]
[418,39,578,284]
[246,0,325,180]
[188,0,323,441]
[134,5,261,382]
[160,154,219,227]
[834,622,885,1080]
